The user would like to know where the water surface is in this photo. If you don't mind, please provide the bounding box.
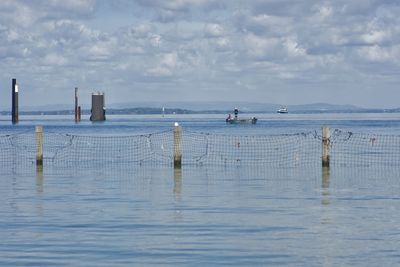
[0,114,399,266]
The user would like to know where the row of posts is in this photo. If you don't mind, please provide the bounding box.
[171,125,331,168]
[33,124,184,167]
[10,77,330,168]
[9,79,105,124]
[34,124,330,168]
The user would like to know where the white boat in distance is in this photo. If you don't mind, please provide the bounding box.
[277,107,288,114]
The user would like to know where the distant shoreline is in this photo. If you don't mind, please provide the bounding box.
[1,107,399,115]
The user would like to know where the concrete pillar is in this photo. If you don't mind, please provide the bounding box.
[90,92,106,121]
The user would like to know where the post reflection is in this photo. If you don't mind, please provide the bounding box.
[321,166,330,206]
[173,168,182,200]
[36,165,44,193]
[35,165,44,220]
[173,168,182,221]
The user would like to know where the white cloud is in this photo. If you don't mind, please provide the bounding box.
[214,37,230,51]
[243,33,283,60]
[0,1,39,28]
[146,52,179,77]
[284,38,306,57]
[146,66,173,77]
[358,45,391,62]
[204,23,224,37]
[150,34,162,47]
[128,24,155,38]
[161,53,178,68]
[1,0,400,107]
[42,53,68,66]
[311,4,333,22]
[6,30,20,42]
[134,0,222,21]
[47,0,95,13]
[362,30,388,44]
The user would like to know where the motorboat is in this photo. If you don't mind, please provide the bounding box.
[226,117,257,124]
[277,107,288,114]
[226,108,257,124]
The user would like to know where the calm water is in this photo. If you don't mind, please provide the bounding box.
[0,113,399,266]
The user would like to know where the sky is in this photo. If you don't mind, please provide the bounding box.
[1,0,400,109]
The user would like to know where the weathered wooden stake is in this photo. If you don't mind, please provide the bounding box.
[322,126,330,167]
[173,122,182,168]
[36,126,43,166]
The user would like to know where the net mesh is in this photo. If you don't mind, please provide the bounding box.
[181,131,320,167]
[0,128,399,168]
[330,129,400,167]
[50,131,173,167]
[0,131,35,166]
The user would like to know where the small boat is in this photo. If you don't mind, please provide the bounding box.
[277,107,288,114]
[226,117,257,124]
[226,108,257,124]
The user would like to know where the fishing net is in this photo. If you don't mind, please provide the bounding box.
[0,128,399,168]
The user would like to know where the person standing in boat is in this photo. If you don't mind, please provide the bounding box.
[234,108,238,120]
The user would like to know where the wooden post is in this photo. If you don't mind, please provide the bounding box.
[322,126,330,167]
[173,122,182,168]
[36,126,43,166]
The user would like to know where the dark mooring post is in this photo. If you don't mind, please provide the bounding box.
[90,92,106,121]
[11,78,19,124]
[36,126,43,166]
[322,126,330,167]
[74,87,79,122]
[77,106,81,121]
[173,122,182,168]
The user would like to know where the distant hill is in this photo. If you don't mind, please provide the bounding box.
[0,102,397,115]
[289,103,359,111]
[287,103,364,113]
[107,101,363,113]
[107,101,272,112]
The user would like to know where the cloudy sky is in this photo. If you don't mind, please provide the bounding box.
[1,0,400,109]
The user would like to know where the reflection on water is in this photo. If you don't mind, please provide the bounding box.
[173,168,182,200]
[1,114,400,266]
[36,164,44,193]
[173,168,183,221]
[0,164,399,266]
[321,166,330,206]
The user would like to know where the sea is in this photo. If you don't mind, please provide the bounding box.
[0,113,399,266]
